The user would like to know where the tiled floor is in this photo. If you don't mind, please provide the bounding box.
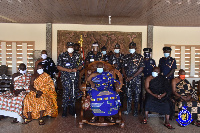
[0,96,200,133]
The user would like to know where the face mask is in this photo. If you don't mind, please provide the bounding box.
[144,52,150,58]
[102,51,106,55]
[68,48,74,53]
[19,69,26,74]
[37,68,44,75]
[129,49,135,54]
[41,54,47,59]
[152,72,158,77]
[114,49,120,53]
[164,53,170,58]
[179,75,185,80]
[97,68,103,73]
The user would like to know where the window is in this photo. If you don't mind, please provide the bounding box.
[0,41,35,75]
[165,44,200,78]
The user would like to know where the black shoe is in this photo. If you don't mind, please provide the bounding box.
[69,106,76,116]
[62,107,67,117]
[133,110,138,116]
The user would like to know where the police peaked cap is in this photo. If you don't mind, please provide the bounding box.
[92,42,99,47]
[67,42,74,46]
[163,47,172,51]
[101,46,107,50]
[143,48,152,52]
[129,42,136,47]
[115,43,120,48]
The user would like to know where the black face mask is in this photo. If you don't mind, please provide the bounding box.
[144,52,151,58]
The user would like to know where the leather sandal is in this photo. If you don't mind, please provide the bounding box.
[164,123,175,129]
[141,119,147,124]
[39,119,45,125]
[106,116,115,123]
[22,119,32,124]
[90,116,97,123]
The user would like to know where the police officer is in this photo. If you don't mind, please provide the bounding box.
[85,42,102,63]
[109,43,124,72]
[122,42,144,116]
[57,42,83,117]
[101,46,109,62]
[158,47,177,81]
[143,48,156,78]
[109,43,125,106]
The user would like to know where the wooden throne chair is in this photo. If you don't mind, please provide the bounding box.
[79,61,124,128]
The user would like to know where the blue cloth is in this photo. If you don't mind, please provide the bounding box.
[143,59,156,77]
[89,72,121,116]
[158,57,177,79]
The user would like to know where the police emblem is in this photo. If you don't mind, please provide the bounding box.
[176,106,193,127]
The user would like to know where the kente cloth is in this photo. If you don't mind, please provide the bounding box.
[0,73,31,122]
[23,72,58,119]
[145,75,171,115]
[89,72,121,116]
[176,79,200,121]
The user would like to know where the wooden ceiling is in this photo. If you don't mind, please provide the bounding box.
[0,0,200,26]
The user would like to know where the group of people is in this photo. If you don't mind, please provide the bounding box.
[0,41,200,129]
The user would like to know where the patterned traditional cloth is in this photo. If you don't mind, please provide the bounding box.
[175,79,200,121]
[0,73,31,122]
[23,72,58,119]
[57,51,83,107]
[145,75,171,115]
[89,72,121,116]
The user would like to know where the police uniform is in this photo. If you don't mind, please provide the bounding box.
[142,48,156,78]
[109,53,124,71]
[158,47,177,80]
[57,48,83,108]
[123,52,144,115]
[101,46,110,62]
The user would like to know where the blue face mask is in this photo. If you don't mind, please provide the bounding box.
[102,51,106,55]
[152,72,158,77]
[129,49,135,54]
[164,53,170,58]
[97,68,103,73]
[114,49,120,53]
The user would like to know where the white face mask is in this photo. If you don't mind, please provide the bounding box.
[37,68,44,75]
[68,48,74,53]
[41,54,47,59]
[19,69,27,74]
[114,49,120,53]
[129,49,135,54]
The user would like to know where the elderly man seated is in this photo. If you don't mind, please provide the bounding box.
[23,64,58,125]
[0,63,31,123]
[172,69,200,126]
[141,67,174,129]
[87,62,121,123]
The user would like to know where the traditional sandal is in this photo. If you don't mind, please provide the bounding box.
[164,123,175,129]
[22,119,32,124]
[90,116,97,123]
[39,119,45,125]
[195,121,200,127]
[106,116,115,123]
[141,119,147,124]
